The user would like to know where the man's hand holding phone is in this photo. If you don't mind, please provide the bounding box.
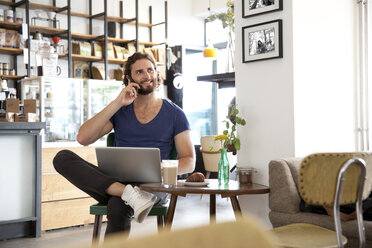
[116,75,140,107]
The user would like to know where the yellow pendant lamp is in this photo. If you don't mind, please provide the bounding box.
[204,39,217,58]
[204,0,217,59]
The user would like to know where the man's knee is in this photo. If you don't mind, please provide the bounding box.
[53,149,74,173]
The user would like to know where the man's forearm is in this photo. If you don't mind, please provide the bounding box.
[77,100,121,145]
[177,156,195,175]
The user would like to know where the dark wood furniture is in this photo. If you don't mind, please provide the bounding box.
[140,179,269,229]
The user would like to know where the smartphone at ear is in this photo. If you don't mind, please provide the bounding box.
[127,75,138,93]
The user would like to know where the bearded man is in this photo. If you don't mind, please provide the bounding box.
[53,52,195,237]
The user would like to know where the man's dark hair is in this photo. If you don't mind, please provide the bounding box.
[123,52,158,86]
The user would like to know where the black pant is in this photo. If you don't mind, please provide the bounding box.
[53,150,134,236]
[300,192,372,221]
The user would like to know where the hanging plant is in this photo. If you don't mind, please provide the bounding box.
[207,0,234,33]
[207,0,235,71]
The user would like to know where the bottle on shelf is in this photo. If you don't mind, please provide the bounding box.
[1,79,9,98]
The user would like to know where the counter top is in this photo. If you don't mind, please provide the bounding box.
[0,122,46,130]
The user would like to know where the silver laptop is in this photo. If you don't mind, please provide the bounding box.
[95,147,162,183]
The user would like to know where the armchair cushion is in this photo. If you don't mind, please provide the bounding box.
[269,158,302,214]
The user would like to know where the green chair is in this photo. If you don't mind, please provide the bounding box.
[90,133,172,242]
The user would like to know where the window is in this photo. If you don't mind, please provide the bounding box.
[181,18,236,145]
[182,49,216,144]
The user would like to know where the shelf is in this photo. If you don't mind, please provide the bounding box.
[0,0,12,7]
[107,37,132,44]
[59,53,127,64]
[70,33,99,41]
[0,20,22,30]
[30,25,67,36]
[108,58,127,65]
[69,54,101,62]
[0,74,25,80]
[0,47,23,55]
[89,14,154,27]
[140,41,166,47]
[197,72,235,89]
[0,1,155,28]
[0,1,88,18]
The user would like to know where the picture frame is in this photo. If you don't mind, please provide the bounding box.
[242,19,283,63]
[242,0,283,18]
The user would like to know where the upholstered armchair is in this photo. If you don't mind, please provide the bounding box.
[268,155,372,248]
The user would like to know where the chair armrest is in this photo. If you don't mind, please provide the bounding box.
[269,159,301,214]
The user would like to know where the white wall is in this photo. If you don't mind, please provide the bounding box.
[293,0,356,157]
[234,0,357,228]
[235,0,294,228]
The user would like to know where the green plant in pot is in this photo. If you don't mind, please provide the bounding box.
[213,104,246,184]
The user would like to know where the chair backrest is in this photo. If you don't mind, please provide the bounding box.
[298,152,372,247]
[106,133,177,159]
[200,135,234,172]
[298,152,372,206]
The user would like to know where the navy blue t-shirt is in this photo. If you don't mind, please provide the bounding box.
[109,99,190,160]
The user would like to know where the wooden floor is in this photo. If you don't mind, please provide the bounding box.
[1,194,236,248]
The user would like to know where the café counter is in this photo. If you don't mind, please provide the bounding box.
[0,122,45,240]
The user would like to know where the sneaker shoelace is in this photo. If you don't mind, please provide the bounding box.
[124,188,142,207]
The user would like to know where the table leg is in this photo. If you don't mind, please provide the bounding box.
[210,194,216,224]
[165,194,178,230]
[230,196,242,219]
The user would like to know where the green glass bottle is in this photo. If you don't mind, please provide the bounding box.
[218,148,229,184]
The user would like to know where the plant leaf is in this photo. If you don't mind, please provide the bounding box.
[234,138,240,150]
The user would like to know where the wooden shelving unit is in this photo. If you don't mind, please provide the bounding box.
[0,0,168,81]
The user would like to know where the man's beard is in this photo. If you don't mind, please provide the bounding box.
[138,78,158,95]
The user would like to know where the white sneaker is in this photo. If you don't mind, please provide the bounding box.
[121,185,156,223]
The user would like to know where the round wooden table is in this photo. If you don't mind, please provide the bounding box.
[140,179,269,229]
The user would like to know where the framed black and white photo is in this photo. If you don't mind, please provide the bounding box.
[243,0,283,18]
[242,19,283,63]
